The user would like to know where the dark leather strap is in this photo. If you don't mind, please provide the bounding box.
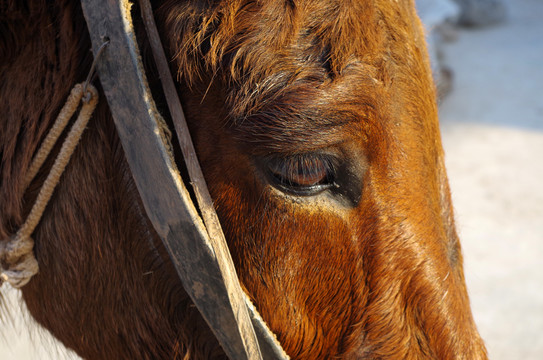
[80,0,262,358]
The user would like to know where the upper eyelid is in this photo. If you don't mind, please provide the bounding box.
[268,154,336,173]
[267,152,339,164]
[257,152,342,196]
[274,158,327,179]
[267,153,338,187]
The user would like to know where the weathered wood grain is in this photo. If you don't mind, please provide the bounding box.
[137,1,289,358]
[80,1,262,359]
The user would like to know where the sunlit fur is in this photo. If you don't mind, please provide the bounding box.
[1,0,487,359]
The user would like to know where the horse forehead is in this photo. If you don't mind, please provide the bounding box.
[216,2,418,116]
[161,0,417,81]
[228,3,392,73]
[164,0,426,138]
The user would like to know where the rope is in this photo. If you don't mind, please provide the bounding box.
[24,85,87,189]
[0,83,98,288]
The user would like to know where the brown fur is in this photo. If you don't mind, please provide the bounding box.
[1,0,487,359]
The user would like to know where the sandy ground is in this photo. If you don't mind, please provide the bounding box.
[1,0,542,358]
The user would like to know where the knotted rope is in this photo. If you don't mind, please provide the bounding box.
[0,83,98,288]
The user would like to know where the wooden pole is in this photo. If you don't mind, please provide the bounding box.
[80,1,262,358]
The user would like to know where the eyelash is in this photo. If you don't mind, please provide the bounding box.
[266,154,337,195]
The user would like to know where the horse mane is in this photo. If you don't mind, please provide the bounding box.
[160,0,376,78]
[157,0,425,120]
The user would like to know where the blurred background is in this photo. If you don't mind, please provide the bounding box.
[422,0,543,358]
[1,0,541,358]
[438,0,543,358]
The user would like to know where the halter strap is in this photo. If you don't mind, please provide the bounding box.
[139,1,289,358]
[81,0,288,358]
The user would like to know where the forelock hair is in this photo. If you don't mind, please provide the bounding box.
[157,0,398,118]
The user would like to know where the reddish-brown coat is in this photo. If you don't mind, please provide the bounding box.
[1,0,487,359]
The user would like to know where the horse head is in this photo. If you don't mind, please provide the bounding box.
[0,0,487,358]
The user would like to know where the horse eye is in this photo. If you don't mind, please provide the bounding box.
[267,154,336,195]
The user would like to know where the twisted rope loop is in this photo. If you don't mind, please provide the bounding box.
[0,83,99,288]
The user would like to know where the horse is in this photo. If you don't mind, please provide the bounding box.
[0,0,488,358]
